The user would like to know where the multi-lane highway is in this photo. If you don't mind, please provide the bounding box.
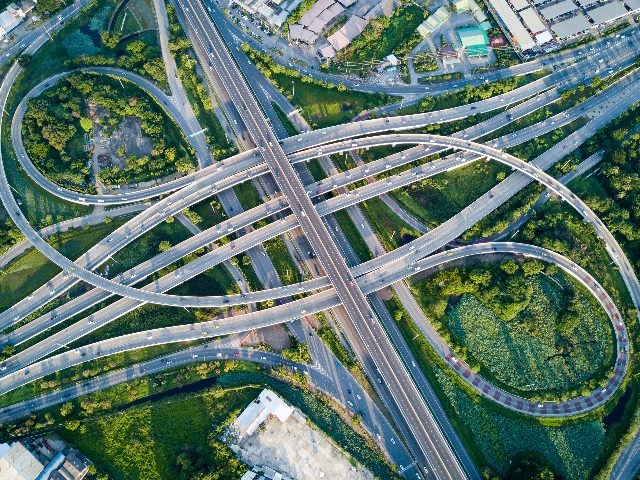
[179,0,469,477]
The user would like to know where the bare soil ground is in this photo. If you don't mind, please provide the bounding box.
[236,413,374,480]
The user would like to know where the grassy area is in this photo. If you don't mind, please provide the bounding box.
[233,181,263,211]
[272,102,299,136]
[277,73,385,128]
[61,384,257,480]
[0,218,129,312]
[391,161,509,228]
[106,220,192,278]
[360,197,420,251]
[263,235,302,285]
[333,210,371,262]
[316,312,354,368]
[413,265,614,399]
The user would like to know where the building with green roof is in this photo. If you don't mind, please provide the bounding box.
[456,25,490,57]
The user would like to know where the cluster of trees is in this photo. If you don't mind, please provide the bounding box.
[281,336,312,364]
[174,444,245,480]
[0,217,23,253]
[71,35,166,86]
[583,105,640,244]
[25,73,194,189]
[414,259,549,323]
[22,82,93,192]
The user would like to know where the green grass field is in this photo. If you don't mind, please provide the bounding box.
[272,73,386,128]
[333,210,371,262]
[360,197,420,251]
[0,219,129,312]
[442,275,614,396]
[263,235,302,285]
[392,161,509,228]
[61,385,257,480]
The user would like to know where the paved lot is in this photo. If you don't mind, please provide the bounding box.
[235,412,374,480]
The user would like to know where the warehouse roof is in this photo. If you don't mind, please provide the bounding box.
[327,15,367,51]
[535,30,553,44]
[550,12,591,38]
[626,0,640,10]
[457,25,490,56]
[486,0,536,49]
[539,0,577,20]
[509,0,529,10]
[520,7,546,33]
[587,1,627,24]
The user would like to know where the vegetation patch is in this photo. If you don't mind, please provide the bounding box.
[387,296,608,479]
[241,44,395,128]
[334,5,425,66]
[412,260,614,398]
[22,73,194,192]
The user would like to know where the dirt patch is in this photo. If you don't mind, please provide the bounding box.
[108,116,154,159]
[240,325,291,351]
[235,412,374,480]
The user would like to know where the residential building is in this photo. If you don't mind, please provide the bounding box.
[416,6,450,37]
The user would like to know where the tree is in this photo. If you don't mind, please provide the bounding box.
[158,240,172,253]
[59,402,73,417]
[79,117,92,132]
[500,259,519,275]
[100,31,121,49]
[18,54,32,67]
[522,259,545,277]
[176,157,193,173]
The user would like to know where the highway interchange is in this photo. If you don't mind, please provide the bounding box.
[1,1,640,478]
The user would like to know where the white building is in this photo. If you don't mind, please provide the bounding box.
[232,389,294,439]
[0,2,31,40]
[0,442,44,480]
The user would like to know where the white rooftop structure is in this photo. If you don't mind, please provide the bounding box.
[486,0,536,50]
[550,12,591,38]
[535,30,553,44]
[539,0,577,20]
[510,0,529,11]
[520,7,547,33]
[587,1,627,24]
[232,389,294,439]
[385,53,399,65]
[318,42,337,58]
[509,0,529,10]
[0,442,44,480]
[289,23,319,42]
[0,8,21,39]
